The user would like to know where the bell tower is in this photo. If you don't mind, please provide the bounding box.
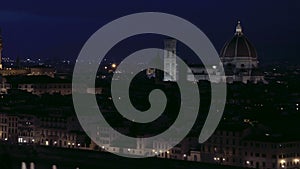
[163,39,177,81]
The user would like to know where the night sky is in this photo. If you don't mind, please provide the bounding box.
[0,0,299,64]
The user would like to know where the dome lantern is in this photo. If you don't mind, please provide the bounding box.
[235,21,243,35]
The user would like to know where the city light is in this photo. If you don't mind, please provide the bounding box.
[214,157,220,161]
[0,7,298,169]
[18,137,23,143]
[281,160,286,163]
[111,63,117,68]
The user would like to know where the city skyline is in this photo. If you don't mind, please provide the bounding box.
[0,0,299,64]
[0,1,300,169]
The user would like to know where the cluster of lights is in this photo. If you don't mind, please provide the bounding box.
[104,63,117,70]
[18,137,29,143]
[214,157,225,161]
[151,149,170,155]
[152,149,158,155]
[279,159,300,168]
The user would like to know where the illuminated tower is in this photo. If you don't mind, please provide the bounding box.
[163,39,178,81]
[0,29,3,69]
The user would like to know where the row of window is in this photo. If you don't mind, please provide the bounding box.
[208,137,240,145]
[41,130,75,139]
[216,131,242,137]
[279,153,300,158]
[245,152,267,158]
[19,84,71,89]
[19,131,34,137]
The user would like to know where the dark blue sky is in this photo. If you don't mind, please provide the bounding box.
[0,0,299,64]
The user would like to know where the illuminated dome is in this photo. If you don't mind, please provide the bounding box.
[217,21,266,84]
[220,21,257,58]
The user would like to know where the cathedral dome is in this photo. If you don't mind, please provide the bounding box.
[220,21,257,58]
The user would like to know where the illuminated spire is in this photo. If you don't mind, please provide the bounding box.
[235,21,243,35]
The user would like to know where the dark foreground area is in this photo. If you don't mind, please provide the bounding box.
[0,144,245,169]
